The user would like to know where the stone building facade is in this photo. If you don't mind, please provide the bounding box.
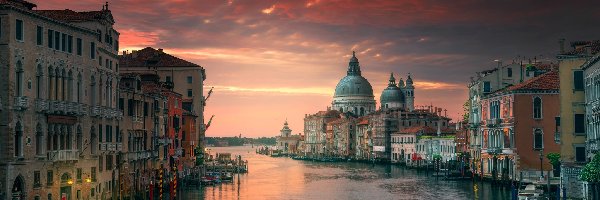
[303,109,340,157]
[0,1,121,199]
[119,47,206,162]
[557,40,599,199]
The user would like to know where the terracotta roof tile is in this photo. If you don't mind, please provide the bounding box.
[119,47,200,68]
[33,9,111,23]
[505,70,559,91]
[397,126,454,135]
[561,40,600,56]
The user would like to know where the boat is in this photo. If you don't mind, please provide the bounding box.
[518,184,543,200]
[221,172,234,182]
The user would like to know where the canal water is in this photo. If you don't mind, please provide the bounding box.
[181,146,511,200]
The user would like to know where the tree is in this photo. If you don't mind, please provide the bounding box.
[462,99,470,122]
[546,152,561,176]
[581,154,600,199]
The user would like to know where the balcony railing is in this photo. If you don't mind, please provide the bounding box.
[90,105,102,117]
[486,118,502,127]
[47,150,79,162]
[99,142,123,151]
[485,147,502,154]
[35,98,48,113]
[13,96,29,110]
[127,151,152,161]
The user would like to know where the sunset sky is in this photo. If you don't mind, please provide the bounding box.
[33,0,599,137]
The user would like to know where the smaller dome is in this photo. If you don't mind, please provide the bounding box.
[406,73,414,85]
[380,73,405,106]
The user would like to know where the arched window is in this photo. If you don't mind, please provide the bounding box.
[15,61,24,97]
[90,75,96,106]
[36,123,43,155]
[534,129,543,150]
[67,70,73,101]
[15,122,23,157]
[61,69,66,100]
[66,127,72,150]
[360,107,365,116]
[533,97,542,119]
[90,126,97,155]
[77,73,82,103]
[76,126,82,151]
[54,68,60,100]
[36,65,43,98]
[48,66,53,99]
[340,107,343,113]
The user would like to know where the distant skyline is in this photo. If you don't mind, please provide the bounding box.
[32,0,600,137]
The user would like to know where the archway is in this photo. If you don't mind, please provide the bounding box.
[12,175,25,199]
[60,173,72,200]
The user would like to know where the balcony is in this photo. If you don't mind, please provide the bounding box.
[127,151,152,161]
[35,98,48,113]
[99,142,123,151]
[66,102,79,115]
[13,96,29,110]
[132,115,142,123]
[78,103,88,116]
[90,105,102,117]
[48,100,66,114]
[485,147,502,154]
[486,118,502,127]
[47,150,79,162]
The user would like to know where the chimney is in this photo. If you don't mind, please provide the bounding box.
[158,48,164,53]
[559,38,566,54]
[122,50,127,55]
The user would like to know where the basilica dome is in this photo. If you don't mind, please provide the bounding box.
[334,75,374,97]
[331,51,376,116]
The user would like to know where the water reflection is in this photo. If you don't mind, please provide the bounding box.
[181,146,511,200]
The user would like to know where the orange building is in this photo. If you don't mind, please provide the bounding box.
[479,70,560,182]
[181,100,198,170]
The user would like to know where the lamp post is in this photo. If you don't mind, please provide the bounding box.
[539,148,544,180]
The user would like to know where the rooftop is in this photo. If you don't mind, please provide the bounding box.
[119,47,201,68]
[504,70,559,91]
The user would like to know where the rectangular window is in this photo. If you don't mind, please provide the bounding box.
[574,71,584,90]
[36,26,43,45]
[127,99,133,116]
[99,56,102,66]
[91,167,97,182]
[76,38,82,55]
[575,146,586,162]
[76,168,82,182]
[507,68,512,77]
[90,42,96,59]
[105,125,110,142]
[483,81,491,93]
[144,102,148,116]
[119,98,124,111]
[61,33,66,51]
[575,114,585,134]
[166,76,172,83]
[67,35,73,53]
[106,155,113,170]
[116,126,121,143]
[34,171,41,187]
[48,30,54,48]
[98,124,103,143]
[54,31,60,50]
[99,155,103,172]
[47,170,53,185]
[187,76,193,83]
[187,89,193,97]
[534,129,543,150]
[15,19,23,41]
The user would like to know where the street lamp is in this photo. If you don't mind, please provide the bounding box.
[539,148,544,180]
